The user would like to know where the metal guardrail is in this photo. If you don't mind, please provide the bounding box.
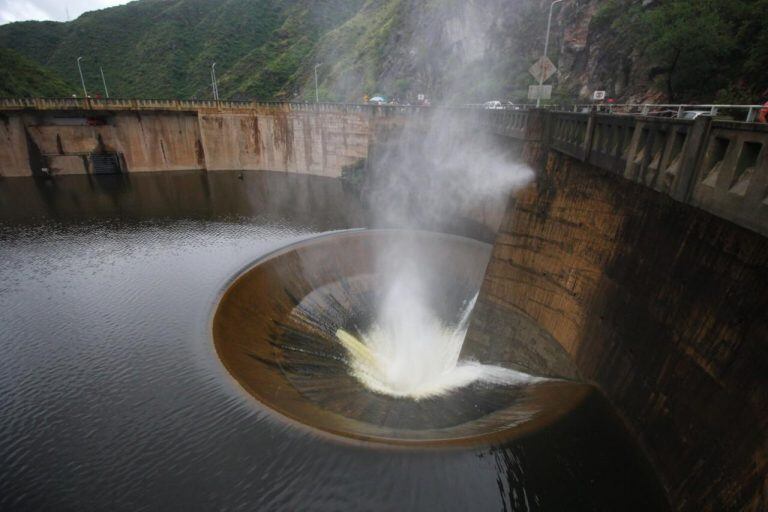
[569,103,764,122]
[1,98,765,123]
[0,97,435,115]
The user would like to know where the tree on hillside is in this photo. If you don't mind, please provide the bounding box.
[736,0,768,97]
[638,0,734,101]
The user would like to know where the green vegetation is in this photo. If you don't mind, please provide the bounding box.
[224,0,367,100]
[305,0,404,102]
[598,0,768,102]
[1,0,767,102]
[0,48,74,97]
[0,0,363,100]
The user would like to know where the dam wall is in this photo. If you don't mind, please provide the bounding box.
[468,111,768,511]
[3,99,767,240]
[0,100,408,178]
[2,99,767,509]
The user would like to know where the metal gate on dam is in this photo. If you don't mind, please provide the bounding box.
[0,98,766,511]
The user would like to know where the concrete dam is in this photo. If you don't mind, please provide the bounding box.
[0,98,766,511]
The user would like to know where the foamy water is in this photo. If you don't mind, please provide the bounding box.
[336,278,542,399]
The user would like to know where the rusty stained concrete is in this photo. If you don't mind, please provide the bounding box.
[198,110,369,176]
[0,113,32,177]
[466,149,768,512]
[0,107,373,178]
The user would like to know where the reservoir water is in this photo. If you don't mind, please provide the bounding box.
[0,171,669,511]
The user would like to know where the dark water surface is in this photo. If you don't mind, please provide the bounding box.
[0,171,668,511]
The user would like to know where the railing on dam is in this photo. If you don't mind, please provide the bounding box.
[479,109,530,139]
[544,110,768,237]
[456,107,768,236]
[0,97,432,116]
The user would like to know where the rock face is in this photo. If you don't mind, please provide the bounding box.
[309,0,664,103]
[312,0,525,102]
[554,0,660,102]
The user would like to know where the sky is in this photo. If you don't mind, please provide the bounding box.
[0,0,130,24]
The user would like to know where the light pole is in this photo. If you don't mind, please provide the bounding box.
[211,62,219,100]
[100,66,109,98]
[314,63,322,103]
[76,56,87,98]
[537,0,563,108]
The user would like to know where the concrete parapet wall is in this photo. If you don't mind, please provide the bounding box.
[690,121,768,234]
[544,110,768,237]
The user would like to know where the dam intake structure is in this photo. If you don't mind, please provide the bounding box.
[212,229,587,445]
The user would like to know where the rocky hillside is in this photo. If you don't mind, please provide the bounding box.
[556,0,768,103]
[0,0,765,103]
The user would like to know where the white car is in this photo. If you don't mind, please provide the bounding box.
[483,100,505,110]
[679,110,711,120]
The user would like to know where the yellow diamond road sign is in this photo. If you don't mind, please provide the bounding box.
[529,56,557,83]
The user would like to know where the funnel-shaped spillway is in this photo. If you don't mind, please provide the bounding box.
[213,230,589,445]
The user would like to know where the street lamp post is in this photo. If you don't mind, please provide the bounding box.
[211,62,219,100]
[537,0,563,108]
[76,56,87,98]
[100,66,109,98]
[314,63,322,104]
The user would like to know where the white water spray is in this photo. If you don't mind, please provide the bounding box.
[336,273,541,400]
[332,1,540,400]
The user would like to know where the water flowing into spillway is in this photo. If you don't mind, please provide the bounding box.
[213,229,585,444]
[336,284,540,399]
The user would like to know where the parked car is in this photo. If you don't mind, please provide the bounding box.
[678,110,711,120]
[483,100,504,110]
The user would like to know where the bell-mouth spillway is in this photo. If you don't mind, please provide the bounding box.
[212,229,591,446]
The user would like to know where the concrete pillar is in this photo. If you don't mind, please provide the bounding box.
[583,111,597,162]
[622,119,646,180]
[521,109,551,167]
[671,116,712,202]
